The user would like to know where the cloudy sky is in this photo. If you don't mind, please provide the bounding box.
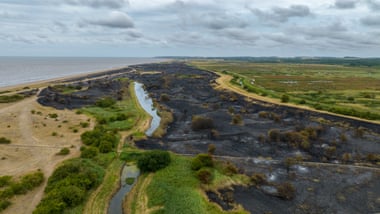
[1,0,380,57]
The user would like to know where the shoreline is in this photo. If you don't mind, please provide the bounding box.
[0,58,170,92]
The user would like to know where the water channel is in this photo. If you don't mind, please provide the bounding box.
[108,82,161,214]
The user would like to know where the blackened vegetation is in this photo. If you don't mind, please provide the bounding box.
[129,63,380,214]
[37,62,380,213]
[37,68,133,110]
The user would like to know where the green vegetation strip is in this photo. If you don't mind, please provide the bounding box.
[192,60,380,121]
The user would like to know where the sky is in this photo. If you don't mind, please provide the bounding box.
[0,0,380,57]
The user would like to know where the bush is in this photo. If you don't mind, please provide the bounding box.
[268,129,281,142]
[160,94,170,102]
[95,97,116,108]
[277,182,296,200]
[223,162,238,176]
[21,171,44,190]
[232,114,243,125]
[196,168,214,184]
[0,200,11,212]
[281,94,290,103]
[0,176,12,188]
[191,154,213,171]
[191,115,214,131]
[80,147,99,159]
[57,148,70,155]
[0,137,11,144]
[137,150,171,173]
[251,173,267,186]
[81,128,118,153]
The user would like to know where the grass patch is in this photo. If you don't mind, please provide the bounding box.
[0,94,25,103]
[136,155,248,214]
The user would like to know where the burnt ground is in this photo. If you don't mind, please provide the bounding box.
[38,62,380,214]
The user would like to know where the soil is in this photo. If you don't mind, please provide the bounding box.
[36,62,380,214]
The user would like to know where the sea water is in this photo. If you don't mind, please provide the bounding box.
[0,57,166,88]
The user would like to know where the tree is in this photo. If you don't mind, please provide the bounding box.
[191,115,214,131]
[191,154,214,171]
[277,182,296,200]
[196,168,214,184]
[137,150,171,173]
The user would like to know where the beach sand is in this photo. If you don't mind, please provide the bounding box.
[0,65,141,214]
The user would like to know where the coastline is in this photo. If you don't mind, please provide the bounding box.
[0,58,170,92]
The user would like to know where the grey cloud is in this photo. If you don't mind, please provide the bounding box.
[64,0,128,9]
[250,5,311,23]
[334,0,357,9]
[125,30,143,39]
[367,0,380,10]
[217,28,259,44]
[361,15,380,26]
[85,11,134,28]
[202,13,248,30]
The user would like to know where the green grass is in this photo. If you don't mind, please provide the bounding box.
[145,155,248,214]
[192,60,380,121]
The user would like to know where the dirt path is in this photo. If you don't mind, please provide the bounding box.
[214,73,380,125]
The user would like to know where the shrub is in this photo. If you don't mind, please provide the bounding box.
[281,94,290,103]
[137,150,171,173]
[0,137,11,144]
[0,176,12,187]
[207,144,216,156]
[48,113,58,119]
[125,177,135,185]
[366,153,380,163]
[251,173,267,186]
[80,147,99,159]
[268,129,281,142]
[196,168,214,184]
[191,115,214,131]
[80,122,90,128]
[21,171,44,190]
[223,162,238,176]
[57,148,70,155]
[81,128,118,153]
[191,154,213,171]
[232,114,243,125]
[160,94,170,102]
[95,97,116,108]
[277,182,296,200]
[0,200,11,212]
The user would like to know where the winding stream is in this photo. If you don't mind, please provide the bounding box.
[134,82,161,136]
[108,165,139,214]
[108,82,160,214]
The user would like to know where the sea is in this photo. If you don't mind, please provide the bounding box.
[0,57,167,88]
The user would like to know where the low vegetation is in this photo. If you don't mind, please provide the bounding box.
[0,171,44,212]
[192,60,380,121]
[0,137,11,144]
[0,94,25,103]
[34,159,104,214]
[191,115,214,131]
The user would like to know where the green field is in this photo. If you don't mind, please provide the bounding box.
[192,60,380,121]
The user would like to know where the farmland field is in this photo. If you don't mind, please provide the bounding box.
[191,60,380,121]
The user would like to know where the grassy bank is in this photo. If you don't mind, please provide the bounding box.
[191,60,380,121]
[126,154,249,214]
